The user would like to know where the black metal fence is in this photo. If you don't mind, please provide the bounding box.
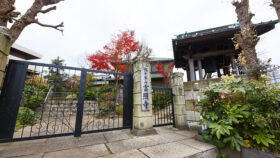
[0,60,133,142]
[152,87,174,127]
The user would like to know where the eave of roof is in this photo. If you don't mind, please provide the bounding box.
[150,57,174,63]
[10,44,42,60]
[173,20,278,43]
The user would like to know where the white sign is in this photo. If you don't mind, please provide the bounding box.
[141,67,150,111]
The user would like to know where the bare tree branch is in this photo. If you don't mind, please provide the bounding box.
[33,19,63,33]
[8,0,64,44]
[39,6,56,14]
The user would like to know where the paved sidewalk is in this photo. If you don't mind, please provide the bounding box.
[0,126,217,158]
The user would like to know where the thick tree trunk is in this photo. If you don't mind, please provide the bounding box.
[272,0,280,22]
[0,0,16,27]
[232,0,259,71]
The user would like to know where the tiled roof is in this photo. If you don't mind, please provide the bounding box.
[175,20,278,40]
[150,57,173,62]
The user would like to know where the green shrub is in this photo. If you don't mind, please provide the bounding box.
[85,89,96,100]
[197,75,280,155]
[152,93,171,109]
[99,105,110,117]
[23,76,49,109]
[15,107,41,131]
[66,94,77,99]
[97,86,116,117]
[16,107,35,127]
[116,105,123,115]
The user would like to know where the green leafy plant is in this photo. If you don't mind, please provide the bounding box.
[85,89,96,101]
[97,85,116,117]
[152,93,171,109]
[116,105,123,115]
[66,94,77,100]
[23,76,49,109]
[15,107,40,131]
[197,75,280,155]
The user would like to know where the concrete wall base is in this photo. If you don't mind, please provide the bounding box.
[131,128,157,136]
[186,121,202,130]
[174,125,188,130]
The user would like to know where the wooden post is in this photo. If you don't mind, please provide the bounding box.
[231,56,239,75]
[217,68,221,77]
[186,69,191,82]
[188,58,195,81]
[198,59,203,80]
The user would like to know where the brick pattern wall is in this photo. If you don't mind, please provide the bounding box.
[183,78,221,123]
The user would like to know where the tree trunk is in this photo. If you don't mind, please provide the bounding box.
[232,0,259,71]
[272,0,280,22]
[0,0,16,27]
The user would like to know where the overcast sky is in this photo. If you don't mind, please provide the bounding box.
[14,0,279,70]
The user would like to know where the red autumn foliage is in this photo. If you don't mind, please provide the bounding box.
[88,30,139,74]
[155,62,174,84]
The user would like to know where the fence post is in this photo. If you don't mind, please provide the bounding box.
[171,72,187,129]
[0,60,28,140]
[74,69,87,137]
[123,74,133,128]
[0,27,11,90]
[131,56,156,136]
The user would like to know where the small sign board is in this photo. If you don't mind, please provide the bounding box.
[141,67,150,111]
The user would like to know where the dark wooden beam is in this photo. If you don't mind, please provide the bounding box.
[183,49,237,60]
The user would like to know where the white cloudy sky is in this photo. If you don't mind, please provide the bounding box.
[14,0,279,69]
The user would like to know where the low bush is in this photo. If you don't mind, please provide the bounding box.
[15,107,40,131]
[116,105,123,115]
[66,94,77,100]
[152,93,171,109]
[197,75,280,155]
[85,89,96,101]
[23,76,49,110]
[97,86,116,117]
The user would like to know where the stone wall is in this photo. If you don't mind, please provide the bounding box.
[36,100,105,116]
[183,78,221,127]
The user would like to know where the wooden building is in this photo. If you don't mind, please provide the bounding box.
[172,20,278,81]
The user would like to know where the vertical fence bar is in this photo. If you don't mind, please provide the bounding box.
[123,74,133,129]
[0,60,28,140]
[74,69,87,137]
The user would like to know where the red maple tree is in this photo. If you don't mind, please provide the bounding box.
[155,62,174,84]
[87,30,139,74]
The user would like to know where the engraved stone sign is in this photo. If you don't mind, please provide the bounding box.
[141,67,150,111]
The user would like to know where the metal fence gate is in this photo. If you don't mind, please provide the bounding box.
[0,60,133,142]
[152,87,175,127]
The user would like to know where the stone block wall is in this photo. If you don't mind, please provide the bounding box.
[183,78,221,124]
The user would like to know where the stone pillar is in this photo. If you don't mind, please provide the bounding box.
[131,56,156,136]
[188,58,195,81]
[231,56,239,75]
[0,27,11,90]
[171,72,187,129]
[198,59,203,80]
